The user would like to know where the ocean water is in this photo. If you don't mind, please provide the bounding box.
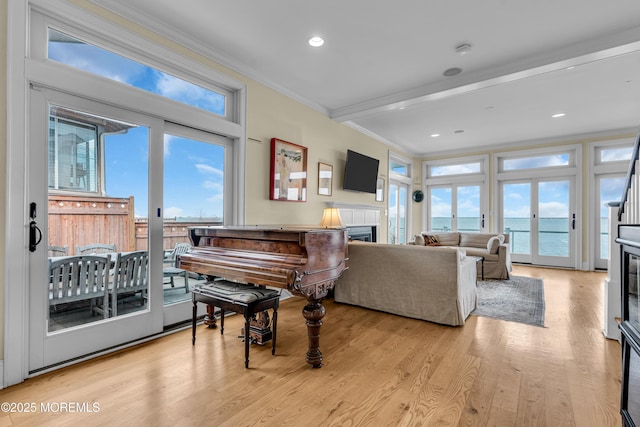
[430,217,610,258]
[394,216,610,258]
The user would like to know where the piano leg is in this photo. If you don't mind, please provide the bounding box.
[204,304,218,329]
[302,299,325,368]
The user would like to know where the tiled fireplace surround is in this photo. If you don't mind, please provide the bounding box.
[329,202,382,243]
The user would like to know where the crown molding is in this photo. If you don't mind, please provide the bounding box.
[89,0,330,117]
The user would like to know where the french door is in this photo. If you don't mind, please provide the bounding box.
[388,181,408,244]
[428,184,484,232]
[595,174,627,269]
[500,178,576,267]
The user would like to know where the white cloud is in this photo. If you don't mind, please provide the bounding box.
[195,164,224,177]
[539,201,568,218]
[504,206,531,218]
[431,201,452,217]
[431,163,480,176]
[155,73,225,114]
[202,180,223,191]
[505,154,568,170]
[164,206,183,218]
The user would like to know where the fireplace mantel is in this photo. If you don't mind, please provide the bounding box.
[328,202,382,242]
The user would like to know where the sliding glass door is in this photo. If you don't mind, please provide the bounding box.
[29,89,163,371]
[161,124,231,324]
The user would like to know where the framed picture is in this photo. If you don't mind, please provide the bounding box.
[318,162,333,196]
[270,138,308,201]
[376,178,384,202]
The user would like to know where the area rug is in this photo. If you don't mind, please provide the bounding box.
[472,276,545,327]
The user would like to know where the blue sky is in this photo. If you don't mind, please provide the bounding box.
[49,30,226,219]
[48,29,631,223]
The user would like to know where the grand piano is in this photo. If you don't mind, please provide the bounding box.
[179,226,349,368]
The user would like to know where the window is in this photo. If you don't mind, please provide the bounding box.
[597,145,634,164]
[428,162,481,177]
[495,146,579,268]
[390,159,410,176]
[424,155,489,233]
[48,28,228,117]
[500,152,571,172]
[48,108,98,192]
[389,153,412,244]
[48,105,143,196]
[591,139,635,269]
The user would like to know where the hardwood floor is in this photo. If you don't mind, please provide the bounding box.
[0,266,622,426]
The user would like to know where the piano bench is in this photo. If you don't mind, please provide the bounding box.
[191,280,280,368]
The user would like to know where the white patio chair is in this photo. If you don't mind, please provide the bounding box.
[49,255,111,319]
[163,243,191,292]
[110,251,149,316]
[76,243,117,255]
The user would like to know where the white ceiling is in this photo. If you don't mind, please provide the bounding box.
[96,0,640,156]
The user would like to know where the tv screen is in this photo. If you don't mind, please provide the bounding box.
[343,150,379,194]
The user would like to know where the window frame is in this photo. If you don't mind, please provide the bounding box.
[5,0,247,386]
[388,152,413,244]
[497,148,575,174]
[589,137,636,270]
[423,155,489,232]
[46,26,230,119]
[494,144,582,267]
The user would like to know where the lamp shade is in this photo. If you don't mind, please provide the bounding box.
[320,207,344,228]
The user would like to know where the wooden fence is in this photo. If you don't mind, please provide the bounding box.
[48,194,221,254]
[48,195,134,255]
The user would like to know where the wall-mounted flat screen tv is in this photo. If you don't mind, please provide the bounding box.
[343,149,379,194]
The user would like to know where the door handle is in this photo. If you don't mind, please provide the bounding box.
[29,201,43,252]
[571,213,576,230]
[29,221,42,252]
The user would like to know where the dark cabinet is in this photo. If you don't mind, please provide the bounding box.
[617,225,640,427]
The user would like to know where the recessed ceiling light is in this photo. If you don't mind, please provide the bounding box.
[431,133,440,138]
[443,67,462,77]
[308,36,324,47]
[552,113,566,118]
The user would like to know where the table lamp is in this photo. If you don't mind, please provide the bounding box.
[320,207,344,228]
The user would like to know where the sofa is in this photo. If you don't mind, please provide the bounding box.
[334,241,477,326]
[412,231,512,280]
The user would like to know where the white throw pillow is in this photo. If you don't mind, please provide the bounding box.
[414,234,425,246]
[487,236,500,254]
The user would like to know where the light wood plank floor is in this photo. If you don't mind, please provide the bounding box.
[0,266,622,426]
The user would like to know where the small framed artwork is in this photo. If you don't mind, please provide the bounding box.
[270,138,308,201]
[318,162,333,196]
[376,178,384,202]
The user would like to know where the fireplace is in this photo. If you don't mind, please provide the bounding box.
[347,226,377,242]
[329,202,382,243]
